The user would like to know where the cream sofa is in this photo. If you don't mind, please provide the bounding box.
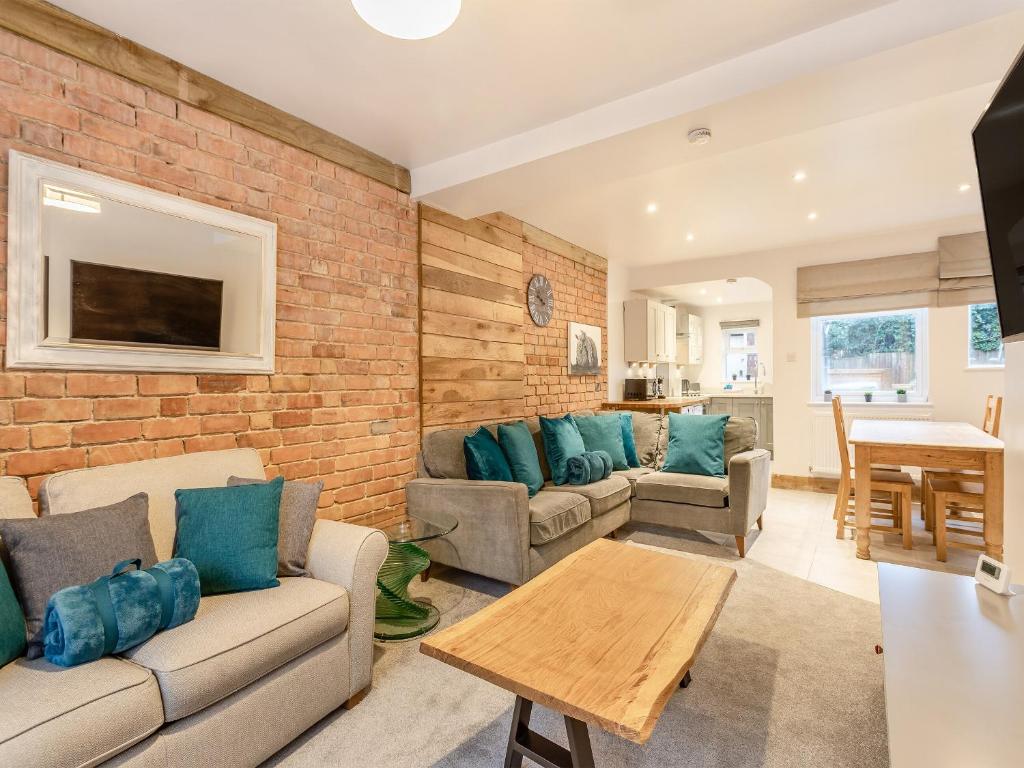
[0,449,388,768]
[410,411,770,585]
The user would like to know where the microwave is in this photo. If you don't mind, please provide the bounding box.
[624,378,657,401]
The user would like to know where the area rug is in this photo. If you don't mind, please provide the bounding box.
[266,524,889,767]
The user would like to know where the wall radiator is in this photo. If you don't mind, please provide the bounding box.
[809,404,933,476]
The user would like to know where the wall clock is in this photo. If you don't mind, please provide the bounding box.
[527,274,554,327]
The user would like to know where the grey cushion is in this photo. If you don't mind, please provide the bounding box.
[228,476,323,577]
[0,656,163,768]
[122,576,348,722]
[612,467,655,493]
[543,475,632,517]
[635,471,730,508]
[0,493,156,657]
[724,417,758,469]
[528,491,590,545]
[630,411,663,468]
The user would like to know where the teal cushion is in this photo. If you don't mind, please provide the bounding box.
[497,421,543,496]
[540,414,586,486]
[573,414,628,470]
[566,454,592,485]
[464,427,513,482]
[662,413,730,476]
[619,413,641,468]
[0,561,26,666]
[173,477,284,596]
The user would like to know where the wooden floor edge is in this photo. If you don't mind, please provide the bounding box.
[0,0,411,193]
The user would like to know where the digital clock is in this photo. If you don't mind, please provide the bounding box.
[975,554,1013,596]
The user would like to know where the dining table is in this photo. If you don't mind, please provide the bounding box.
[847,419,1004,561]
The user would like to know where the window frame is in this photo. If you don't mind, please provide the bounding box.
[966,302,1005,370]
[720,325,759,384]
[810,307,929,403]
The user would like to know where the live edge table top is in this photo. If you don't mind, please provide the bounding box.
[419,539,736,745]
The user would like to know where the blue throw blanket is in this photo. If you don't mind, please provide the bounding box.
[565,450,613,485]
[43,558,200,667]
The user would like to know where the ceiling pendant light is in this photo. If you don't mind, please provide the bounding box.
[352,0,461,40]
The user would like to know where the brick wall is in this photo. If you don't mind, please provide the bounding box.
[522,242,608,417]
[0,31,418,526]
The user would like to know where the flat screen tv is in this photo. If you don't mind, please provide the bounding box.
[973,44,1024,342]
[70,261,223,350]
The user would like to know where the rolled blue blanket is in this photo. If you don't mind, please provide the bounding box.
[565,451,614,485]
[43,558,200,667]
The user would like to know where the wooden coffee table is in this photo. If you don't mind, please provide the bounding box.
[420,539,736,767]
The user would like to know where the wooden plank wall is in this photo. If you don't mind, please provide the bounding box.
[420,207,527,431]
[419,206,608,434]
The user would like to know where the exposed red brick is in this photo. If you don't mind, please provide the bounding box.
[66,374,137,397]
[14,399,91,423]
[6,448,86,476]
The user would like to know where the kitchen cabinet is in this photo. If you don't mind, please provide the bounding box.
[708,396,773,456]
[624,300,677,363]
[675,312,703,365]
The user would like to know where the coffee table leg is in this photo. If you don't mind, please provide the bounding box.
[679,670,692,689]
[503,695,596,768]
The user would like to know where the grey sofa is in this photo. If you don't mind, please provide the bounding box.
[408,411,771,586]
[0,449,388,768]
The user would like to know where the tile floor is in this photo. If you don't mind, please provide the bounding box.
[701,487,977,603]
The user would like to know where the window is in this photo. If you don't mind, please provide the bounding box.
[968,303,1004,368]
[722,326,759,383]
[812,308,928,401]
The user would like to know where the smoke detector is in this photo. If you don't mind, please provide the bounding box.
[687,128,712,145]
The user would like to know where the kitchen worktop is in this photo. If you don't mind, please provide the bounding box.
[601,397,710,413]
[702,391,773,398]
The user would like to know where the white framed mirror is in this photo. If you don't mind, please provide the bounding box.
[6,150,277,373]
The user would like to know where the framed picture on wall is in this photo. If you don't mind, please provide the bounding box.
[568,322,601,376]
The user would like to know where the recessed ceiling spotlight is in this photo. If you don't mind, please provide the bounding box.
[807,211,818,221]
[685,232,695,242]
[726,278,738,284]
[352,0,461,40]
[793,170,807,182]
[646,202,658,214]
[959,183,972,193]
[699,288,708,295]
[687,128,712,146]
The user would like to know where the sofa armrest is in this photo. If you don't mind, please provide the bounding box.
[306,519,388,698]
[728,449,771,532]
[406,478,531,586]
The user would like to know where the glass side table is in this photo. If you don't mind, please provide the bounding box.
[374,512,458,642]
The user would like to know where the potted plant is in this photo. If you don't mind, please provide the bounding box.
[896,388,907,403]
[823,389,833,403]
[864,391,873,403]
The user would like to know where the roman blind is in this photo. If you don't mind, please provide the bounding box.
[796,232,992,318]
[937,232,995,306]
[719,319,760,329]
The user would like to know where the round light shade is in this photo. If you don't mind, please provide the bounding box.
[352,0,461,40]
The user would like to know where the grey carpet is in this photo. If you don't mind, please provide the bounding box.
[266,524,889,767]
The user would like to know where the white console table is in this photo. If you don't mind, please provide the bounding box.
[879,563,1024,767]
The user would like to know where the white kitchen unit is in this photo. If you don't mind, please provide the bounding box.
[675,311,703,365]
[623,299,677,363]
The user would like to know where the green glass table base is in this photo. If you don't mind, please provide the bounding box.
[374,541,440,641]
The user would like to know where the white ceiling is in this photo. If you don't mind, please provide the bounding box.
[50,0,1024,267]
[643,278,774,308]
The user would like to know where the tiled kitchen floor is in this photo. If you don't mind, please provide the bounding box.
[702,487,977,603]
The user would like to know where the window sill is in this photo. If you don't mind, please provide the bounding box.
[965,365,1005,371]
[807,401,933,407]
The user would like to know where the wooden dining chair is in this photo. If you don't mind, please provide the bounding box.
[921,394,1002,533]
[832,397,915,549]
[928,476,986,562]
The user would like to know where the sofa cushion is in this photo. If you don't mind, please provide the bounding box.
[498,421,545,496]
[573,414,628,470]
[662,412,730,476]
[612,467,655,493]
[0,656,163,768]
[122,576,348,722]
[528,492,590,545]
[631,411,664,468]
[0,476,34,519]
[463,427,514,483]
[40,448,266,561]
[724,416,759,469]
[635,471,730,508]
[543,474,631,517]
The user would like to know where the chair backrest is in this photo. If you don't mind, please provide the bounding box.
[983,395,1003,438]
[832,396,851,477]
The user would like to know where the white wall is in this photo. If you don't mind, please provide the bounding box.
[605,259,630,402]
[690,300,774,391]
[1002,341,1024,570]
[622,214,1001,478]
